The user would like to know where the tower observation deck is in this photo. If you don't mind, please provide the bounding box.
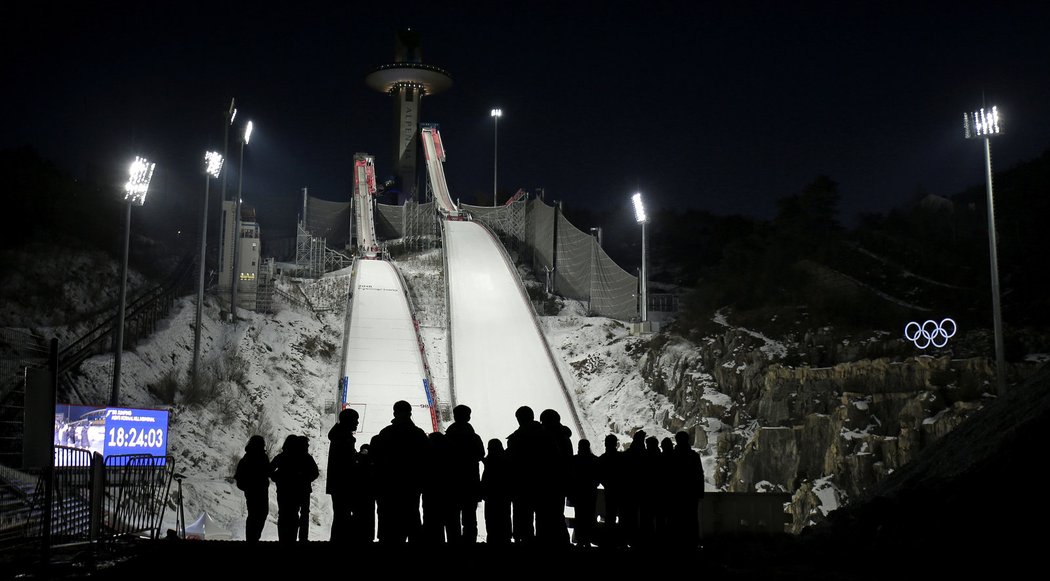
[366,29,451,203]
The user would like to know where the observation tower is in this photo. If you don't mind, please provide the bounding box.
[366,29,452,202]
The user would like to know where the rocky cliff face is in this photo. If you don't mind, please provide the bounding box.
[629,318,1025,533]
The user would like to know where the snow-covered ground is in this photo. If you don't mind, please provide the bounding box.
[57,241,724,539]
[444,220,582,447]
[66,289,345,540]
[341,259,434,441]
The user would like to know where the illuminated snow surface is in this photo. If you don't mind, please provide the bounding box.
[63,242,722,541]
[341,259,434,443]
[444,220,582,447]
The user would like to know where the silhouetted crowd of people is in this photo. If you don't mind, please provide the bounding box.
[234,401,704,547]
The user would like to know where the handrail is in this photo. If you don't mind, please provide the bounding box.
[57,252,196,376]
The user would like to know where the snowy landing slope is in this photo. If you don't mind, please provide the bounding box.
[342,259,433,443]
[444,220,580,446]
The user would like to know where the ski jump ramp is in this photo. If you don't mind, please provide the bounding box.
[444,220,583,445]
[421,126,583,445]
[340,259,436,442]
[339,153,436,442]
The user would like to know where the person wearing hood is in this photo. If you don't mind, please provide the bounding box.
[234,435,270,542]
[327,408,360,542]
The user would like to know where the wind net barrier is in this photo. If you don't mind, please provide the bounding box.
[375,201,438,242]
[465,198,639,321]
[304,196,350,247]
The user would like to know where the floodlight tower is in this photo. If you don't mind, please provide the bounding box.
[112,156,155,406]
[230,120,252,321]
[193,151,223,385]
[491,108,502,205]
[964,105,1006,394]
[366,29,452,202]
[632,193,649,326]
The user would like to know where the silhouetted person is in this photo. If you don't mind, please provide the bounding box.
[234,435,270,542]
[621,430,647,547]
[507,406,543,544]
[357,443,376,542]
[569,439,599,547]
[482,438,512,546]
[536,408,572,546]
[370,400,429,544]
[296,436,316,542]
[597,434,622,547]
[671,431,704,548]
[658,436,675,543]
[422,432,456,543]
[270,434,319,543]
[327,408,361,542]
[445,404,484,544]
[638,435,663,545]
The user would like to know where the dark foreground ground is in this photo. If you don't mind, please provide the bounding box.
[6,366,1046,580]
[1,532,1019,581]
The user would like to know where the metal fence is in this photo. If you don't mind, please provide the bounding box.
[0,449,174,550]
[104,454,175,540]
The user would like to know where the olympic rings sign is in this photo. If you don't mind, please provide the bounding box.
[904,318,957,349]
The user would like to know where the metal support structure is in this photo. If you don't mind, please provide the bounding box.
[192,168,213,385]
[640,219,648,323]
[491,108,501,205]
[983,137,1007,394]
[111,201,131,407]
[230,138,245,320]
[964,104,1007,394]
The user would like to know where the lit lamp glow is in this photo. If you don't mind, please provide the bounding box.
[632,192,648,325]
[124,156,156,206]
[231,120,253,320]
[491,108,502,206]
[113,156,155,405]
[193,151,224,385]
[963,103,1006,394]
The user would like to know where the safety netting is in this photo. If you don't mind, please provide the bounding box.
[465,198,638,321]
[375,201,438,240]
[304,197,350,246]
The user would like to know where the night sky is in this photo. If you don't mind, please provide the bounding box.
[4,1,1050,241]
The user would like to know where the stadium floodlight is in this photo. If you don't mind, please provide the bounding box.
[491,108,502,206]
[124,156,155,206]
[632,192,649,325]
[963,106,1001,139]
[113,155,155,406]
[231,119,253,320]
[193,151,224,385]
[963,103,1006,394]
[230,107,237,125]
[632,192,648,223]
[205,151,224,178]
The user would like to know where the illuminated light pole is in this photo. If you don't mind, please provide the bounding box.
[632,192,648,326]
[192,151,223,385]
[964,105,1006,394]
[491,108,502,206]
[230,120,252,321]
[111,156,155,406]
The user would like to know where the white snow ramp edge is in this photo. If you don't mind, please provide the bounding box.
[444,220,580,446]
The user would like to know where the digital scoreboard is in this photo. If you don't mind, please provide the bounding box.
[55,404,170,466]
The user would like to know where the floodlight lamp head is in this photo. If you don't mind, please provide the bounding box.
[230,107,237,125]
[243,120,254,144]
[204,151,224,178]
[964,106,1002,139]
[632,193,647,223]
[124,156,155,206]
[491,108,502,118]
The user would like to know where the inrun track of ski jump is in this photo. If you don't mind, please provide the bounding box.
[339,130,584,447]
